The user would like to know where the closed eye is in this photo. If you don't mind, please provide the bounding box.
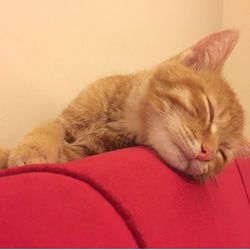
[206,96,214,124]
[219,149,227,162]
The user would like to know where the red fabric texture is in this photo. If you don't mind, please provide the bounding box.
[0,146,249,248]
[235,159,250,204]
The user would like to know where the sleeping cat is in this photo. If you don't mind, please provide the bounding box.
[0,29,249,181]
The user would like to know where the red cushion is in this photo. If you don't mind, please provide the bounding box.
[0,146,249,248]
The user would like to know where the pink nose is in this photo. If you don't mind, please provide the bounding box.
[196,144,214,161]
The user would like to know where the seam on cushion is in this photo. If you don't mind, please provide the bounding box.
[235,159,250,205]
[0,166,145,248]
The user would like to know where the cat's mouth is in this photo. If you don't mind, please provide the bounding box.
[181,151,225,182]
[174,140,220,180]
[160,152,212,182]
[182,172,213,183]
[167,162,210,183]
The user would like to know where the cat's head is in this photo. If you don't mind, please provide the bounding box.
[142,30,250,181]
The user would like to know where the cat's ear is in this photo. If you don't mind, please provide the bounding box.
[234,138,250,159]
[175,29,239,72]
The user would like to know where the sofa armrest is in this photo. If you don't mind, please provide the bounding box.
[0,147,249,248]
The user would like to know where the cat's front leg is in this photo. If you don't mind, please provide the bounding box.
[8,121,65,167]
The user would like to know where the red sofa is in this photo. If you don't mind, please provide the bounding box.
[0,146,249,248]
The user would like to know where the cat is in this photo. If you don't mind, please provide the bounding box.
[0,29,249,181]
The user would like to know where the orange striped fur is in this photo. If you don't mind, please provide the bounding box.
[1,29,249,181]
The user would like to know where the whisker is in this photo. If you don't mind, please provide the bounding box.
[210,174,218,187]
[183,126,196,146]
[178,126,197,157]
[213,176,219,187]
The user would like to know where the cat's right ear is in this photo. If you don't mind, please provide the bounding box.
[174,29,239,73]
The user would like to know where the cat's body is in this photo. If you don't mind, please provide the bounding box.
[1,29,249,181]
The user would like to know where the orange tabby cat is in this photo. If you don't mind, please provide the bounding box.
[0,29,249,181]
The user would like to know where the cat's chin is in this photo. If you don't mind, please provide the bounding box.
[182,160,210,182]
[164,158,211,182]
[185,160,209,176]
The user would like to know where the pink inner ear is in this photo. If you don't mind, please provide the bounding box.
[181,29,239,72]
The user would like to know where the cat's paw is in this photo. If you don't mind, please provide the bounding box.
[8,145,51,167]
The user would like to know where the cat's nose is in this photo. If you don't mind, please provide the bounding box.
[196,144,214,161]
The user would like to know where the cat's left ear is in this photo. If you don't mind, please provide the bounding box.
[234,138,250,159]
[175,29,239,72]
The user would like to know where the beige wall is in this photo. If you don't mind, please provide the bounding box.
[0,0,223,146]
[223,0,250,138]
